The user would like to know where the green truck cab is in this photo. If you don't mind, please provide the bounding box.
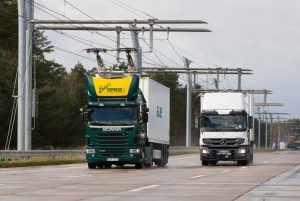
[81,72,170,169]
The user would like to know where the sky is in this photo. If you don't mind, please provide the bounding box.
[34,0,300,119]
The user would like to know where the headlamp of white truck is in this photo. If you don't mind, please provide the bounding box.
[202,149,209,154]
[86,148,95,154]
[129,149,140,154]
[238,148,246,154]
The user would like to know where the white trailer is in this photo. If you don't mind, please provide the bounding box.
[139,77,170,166]
[199,92,254,166]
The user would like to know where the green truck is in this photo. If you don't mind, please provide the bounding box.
[81,72,170,169]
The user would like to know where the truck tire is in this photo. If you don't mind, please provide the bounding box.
[104,164,112,169]
[88,163,96,169]
[154,144,168,167]
[96,163,104,168]
[202,160,209,166]
[135,162,143,169]
[210,161,217,166]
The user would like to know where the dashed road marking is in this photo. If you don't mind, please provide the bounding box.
[0,166,84,175]
[190,175,205,179]
[169,156,196,161]
[220,170,231,173]
[130,185,159,192]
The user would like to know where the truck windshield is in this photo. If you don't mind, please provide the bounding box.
[202,115,247,131]
[89,107,137,125]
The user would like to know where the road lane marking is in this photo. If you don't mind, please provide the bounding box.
[169,156,196,161]
[263,161,268,163]
[241,167,247,169]
[130,185,159,192]
[54,174,91,178]
[190,175,205,179]
[0,166,84,175]
[220,170,231,173]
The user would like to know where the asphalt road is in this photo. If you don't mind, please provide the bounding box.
[0,151,300,201]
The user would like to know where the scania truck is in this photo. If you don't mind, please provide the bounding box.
[199,92,254,166]
[81,72,170,169]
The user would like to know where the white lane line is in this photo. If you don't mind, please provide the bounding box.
[263,161,268,163]
[0,170,21,174]
[241,167,247,169]
[54,174,91,178]
[169,156,196,161]
[220,170,231,174]
[190,175,205,179]
[130,185,159,192]
[0,166,84,175]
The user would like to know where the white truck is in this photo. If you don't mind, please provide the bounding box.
[139,77,170,167]
[199,92,254,166]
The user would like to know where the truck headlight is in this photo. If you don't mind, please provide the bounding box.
[238,148,246,154]
[130,149,140,154]
[202,149,209,154]
[86,148,95,154]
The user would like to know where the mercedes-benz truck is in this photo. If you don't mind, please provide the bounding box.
[199,92,254,166]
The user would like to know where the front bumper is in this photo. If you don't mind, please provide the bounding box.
[86,152,142,164]
[200,145,249,161]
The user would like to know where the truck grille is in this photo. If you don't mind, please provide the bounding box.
[203,138,245,148]
[94,129,132,157]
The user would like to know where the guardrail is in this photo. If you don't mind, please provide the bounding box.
[0,150,85,162]
[0,147,199,163]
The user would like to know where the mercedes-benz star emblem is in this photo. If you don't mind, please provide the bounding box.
[220,139,227,145]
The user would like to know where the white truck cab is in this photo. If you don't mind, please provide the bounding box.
[199,92,254,166]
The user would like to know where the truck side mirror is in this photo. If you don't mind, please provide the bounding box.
[249,116,253,129]
[79,108,87,124]
[142,112,148,123]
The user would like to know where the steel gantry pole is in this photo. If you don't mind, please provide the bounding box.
[257,106,261,150]
[130,24,142,70]
[183,57,192,147]
[25,0,33,150]
[17,0,26,150]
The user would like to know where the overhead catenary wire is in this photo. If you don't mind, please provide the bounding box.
[35,1,168,70]
[34,1,238,90]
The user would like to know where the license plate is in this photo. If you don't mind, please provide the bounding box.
[218,150,231,155]
[107,158,119,161]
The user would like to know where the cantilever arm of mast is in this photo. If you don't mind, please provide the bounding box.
[141,67,252,74]
[35,26,211,32]
[32,19,208,24]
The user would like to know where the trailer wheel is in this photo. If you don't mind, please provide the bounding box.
[88,163,96,169]
[202,160,209,166]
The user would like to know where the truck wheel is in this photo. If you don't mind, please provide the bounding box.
[237,160,249,166]
[104,164,112,169]
[88,163,96,169]
[202,160,209,166]
[210,161,217,166]
[135,162,143,169]
[96,163,104,168]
